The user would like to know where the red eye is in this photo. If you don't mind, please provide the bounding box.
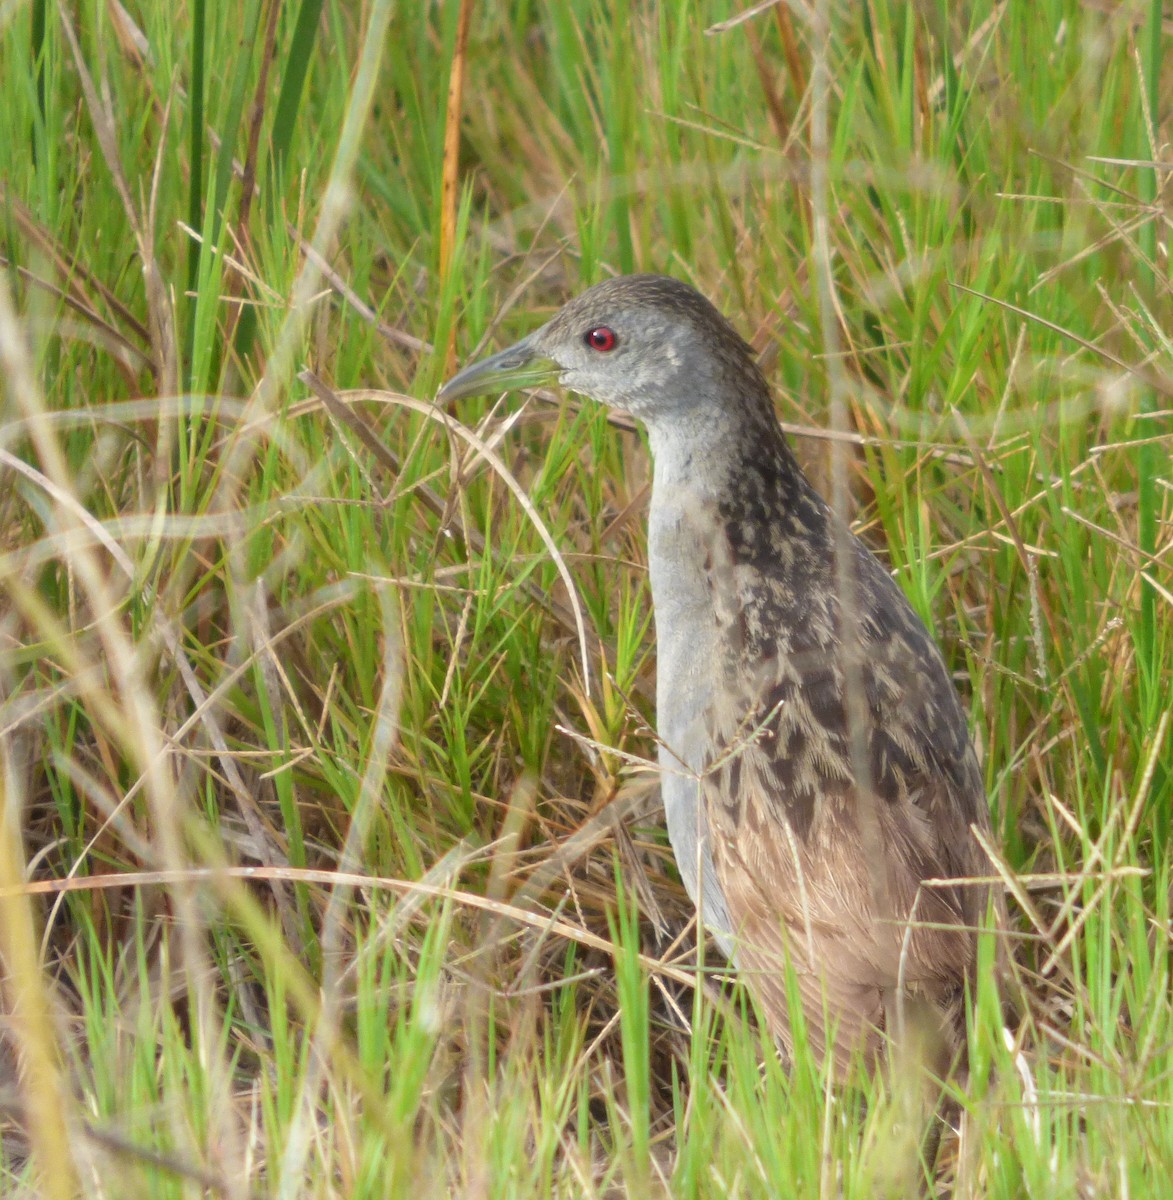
[584,326,617,352]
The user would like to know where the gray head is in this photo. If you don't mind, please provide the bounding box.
[438,275,774,432]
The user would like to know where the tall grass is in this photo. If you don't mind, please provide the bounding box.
[0,1,1170,1196]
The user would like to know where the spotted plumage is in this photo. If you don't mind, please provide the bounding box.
[440,274,1001,1078]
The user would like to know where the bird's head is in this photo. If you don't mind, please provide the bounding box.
[438,274,768,429]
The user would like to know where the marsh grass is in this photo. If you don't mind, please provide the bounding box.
[1,1,1171,1196]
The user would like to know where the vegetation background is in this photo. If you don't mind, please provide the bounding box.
[1,0,1170,1196]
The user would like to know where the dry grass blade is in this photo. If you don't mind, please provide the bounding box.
[0,448,137,578]
[237,0,283,236]
[0,760,79,1199]
[950,281,1173,396]
[1039,710,1170,979]
[289,225,434,352]
[706,0,811,37]
[0,186,150,346]
[439,0,476,293]
[0,256,149,387]
[7,865,702,991]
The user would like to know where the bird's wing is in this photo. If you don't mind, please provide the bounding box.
[699,544,992,1076]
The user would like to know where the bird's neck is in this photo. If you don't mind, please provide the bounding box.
[644,396,830,633]
[642,393,791,487]
[646,399,799,596]
[644,399,806,516]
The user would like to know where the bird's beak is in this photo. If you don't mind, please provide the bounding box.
[437,335,559,404]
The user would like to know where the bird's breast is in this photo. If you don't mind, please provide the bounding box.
[646,489,741,944]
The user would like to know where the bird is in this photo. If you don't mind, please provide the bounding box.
[439,274,1001,1081]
